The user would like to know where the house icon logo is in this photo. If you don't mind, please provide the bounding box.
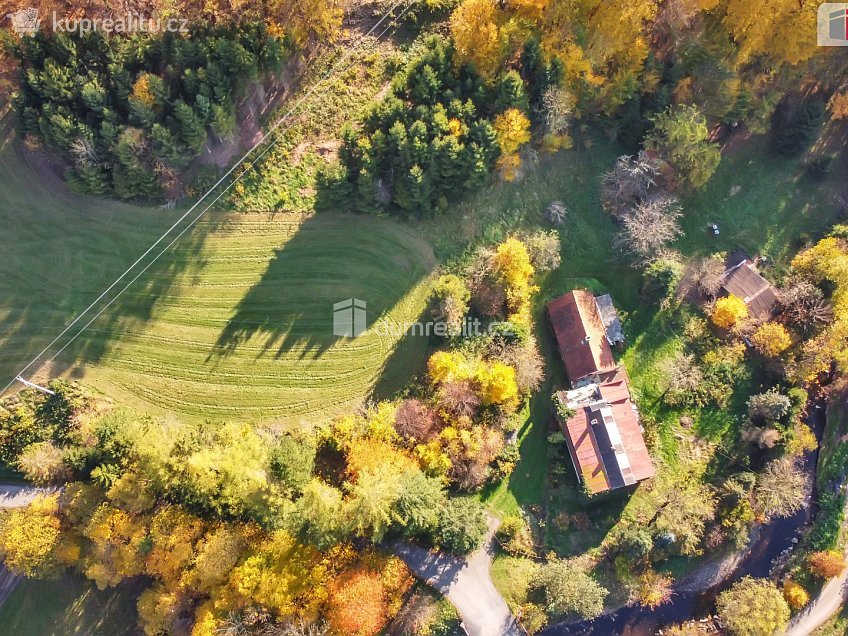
[818,3,848,46]
[6,8,40,36]
[333,298,367,337]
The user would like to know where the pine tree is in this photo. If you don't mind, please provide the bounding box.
[174,101,207,152]
[210,104,236,140]
[493,70,529,114]
[150,123,187,167]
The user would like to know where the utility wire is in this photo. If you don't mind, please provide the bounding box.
[0,0,414,396]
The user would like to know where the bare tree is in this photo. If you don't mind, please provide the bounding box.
[653,0,705,46]
[216,613,251,636]
[753,457,807,520]
[546,200,568,226]
[498,339,545,394]
[263,620,329,636]
[17,441,71,485]
[740,425,782,449]
[601,151,662,218]
[660,351,704,407]
[541,86,576,136]
[438,380,482,418]
[521,230,561,272]
[394,399,440,442]
[391,592,438,636]
[617,196,683,264]
[693,256,727,297]
[70,136,99,167]
[779,281,833,333]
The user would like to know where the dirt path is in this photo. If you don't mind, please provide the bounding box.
[392,516,522,636]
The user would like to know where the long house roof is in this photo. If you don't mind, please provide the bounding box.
[557,371,655,494]
[548,290,655,494]
[546,290,617,384]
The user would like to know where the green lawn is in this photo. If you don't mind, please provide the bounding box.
[677,136,836,265]
[0,575,139,636]
[0,133,435,424]
[490,555,538,612]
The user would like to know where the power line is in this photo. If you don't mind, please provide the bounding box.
[1,0,414,396]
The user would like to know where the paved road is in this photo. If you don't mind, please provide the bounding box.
[393,516,522,636]
[0,483,56,508]
[785,499,848,636]
[785,570,848,636]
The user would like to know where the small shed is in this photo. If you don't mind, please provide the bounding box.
[721,259,779,321]
[595,294,625,345]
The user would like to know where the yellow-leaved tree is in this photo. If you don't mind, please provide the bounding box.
[268,0,345,46]
[791,238,848,381]
[476,361,519,407]
[782,579,809,610]
[449,0,507,79]
[0,494,64,577]
[722,0,819,66]
[492,237,537,324]
[494,109,532,181]
[711,295,748,330]
[428,350,471,385]
[750,322,792,358]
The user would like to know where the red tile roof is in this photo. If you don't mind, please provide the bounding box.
[547,291,617,384]
[561,406,610,493]
[557,369,655,494]
[598,377,655,485]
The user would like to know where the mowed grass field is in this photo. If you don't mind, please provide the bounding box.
[0,135,435,424]
[0,575,139,636]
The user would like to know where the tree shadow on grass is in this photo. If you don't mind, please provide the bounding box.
[0,140,219,386]
[209,213,434,363]
[370,303,433,403]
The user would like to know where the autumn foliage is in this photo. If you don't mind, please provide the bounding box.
[782,579,809,610]
[494,109,532,181]
[327,558,413,636]
[751,322,792,358]
[711,295,748,330]
[808,550,846,578]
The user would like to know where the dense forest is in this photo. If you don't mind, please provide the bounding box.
[10,25,286,199]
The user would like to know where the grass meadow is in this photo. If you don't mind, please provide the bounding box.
[0,575,139,636]
[0,129,436,425]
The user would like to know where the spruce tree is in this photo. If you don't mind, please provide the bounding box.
[173,101,207,153]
